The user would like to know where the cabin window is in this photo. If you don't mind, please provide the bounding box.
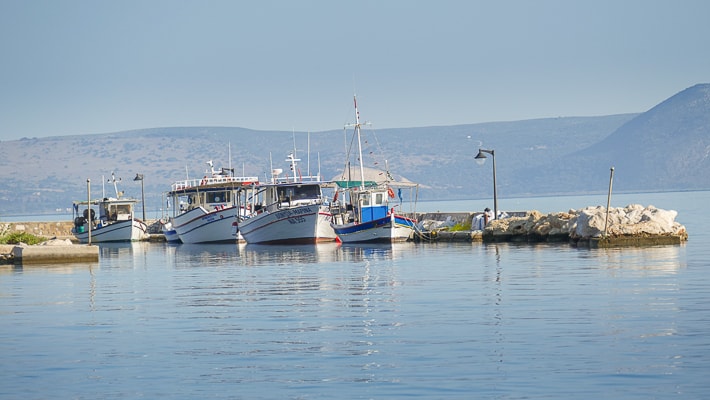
[206,191,230,204]
[375,193,384,205]
[277,184,320,202]
[294,185,320,200]
[277,187,293,202]
[359,193,370,206]
[108,204,132,221]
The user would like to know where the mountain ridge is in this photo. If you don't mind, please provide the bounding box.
[1,84,708,215]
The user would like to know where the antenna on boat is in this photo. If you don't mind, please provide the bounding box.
[285,152,301,182]
[206,160,218,176]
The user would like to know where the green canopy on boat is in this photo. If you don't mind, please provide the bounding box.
[334,180,378,188]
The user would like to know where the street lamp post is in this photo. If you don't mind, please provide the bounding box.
[134,173,146,221]
[475,148,497,220]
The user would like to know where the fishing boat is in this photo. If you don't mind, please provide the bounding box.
[167,160,259,244]
[71,173,149,243]
[234,153,337,244]
[329,96,418,243]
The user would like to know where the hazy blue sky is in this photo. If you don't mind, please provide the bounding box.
[1,0,709,140]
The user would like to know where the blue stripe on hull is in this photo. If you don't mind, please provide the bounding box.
[333,214,416,243]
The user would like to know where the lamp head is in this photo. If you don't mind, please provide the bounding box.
[133,173,144,181]
[474,150,487,165]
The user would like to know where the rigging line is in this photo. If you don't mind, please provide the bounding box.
[359,123,390,176]
[339,125,360,180]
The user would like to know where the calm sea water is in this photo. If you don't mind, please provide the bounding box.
[2,192,709,399]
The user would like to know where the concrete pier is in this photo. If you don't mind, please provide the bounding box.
[11,244,99,264]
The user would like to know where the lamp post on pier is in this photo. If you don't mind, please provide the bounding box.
[134,173,146,221]
[475,148,497,220]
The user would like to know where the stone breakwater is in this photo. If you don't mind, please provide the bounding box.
[0,220,164,242]
[0,221,75,239]
[482,204,688,246]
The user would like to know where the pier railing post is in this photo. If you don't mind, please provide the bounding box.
[87,178,92,245]
[604,167,614,237]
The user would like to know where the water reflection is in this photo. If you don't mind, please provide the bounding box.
[98,241,149,259]
[168,242,413,267]
[336,242,414,262]
[174,243,239,267]
[1,261,96,275]
[237,243,340,266]
[594,245,685,274]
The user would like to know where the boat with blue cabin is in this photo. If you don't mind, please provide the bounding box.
[329,96,418,243]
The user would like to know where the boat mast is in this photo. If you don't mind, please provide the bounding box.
[228,142,232,173]
[354,95,366,190]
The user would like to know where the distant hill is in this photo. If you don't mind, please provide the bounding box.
[582,83,710,191]
[1,83,708,216]
[521,83,710,194]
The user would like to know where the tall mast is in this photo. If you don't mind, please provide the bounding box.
[228,141,232,172]
[354,95,366,190]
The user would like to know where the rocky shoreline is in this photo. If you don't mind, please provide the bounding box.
[416,204,688,247]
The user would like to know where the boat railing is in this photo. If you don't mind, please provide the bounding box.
[271,174,323,184]
[171,176,259,191]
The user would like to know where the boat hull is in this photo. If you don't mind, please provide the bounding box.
[173,206,239,244]
[72,219,149,243]
[161,221,181,243]
[332,214,415,243]
[238,204,336,244]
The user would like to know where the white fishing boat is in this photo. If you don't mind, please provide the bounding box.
[167,160,259,244]
[71,173,149,243]
[235,153,336,244]
[330,96,418,243]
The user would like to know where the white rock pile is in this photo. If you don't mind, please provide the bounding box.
[485,204,687,241]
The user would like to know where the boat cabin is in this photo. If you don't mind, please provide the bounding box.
[100,199,135,222]
[356,189,389,223]
[180,188,233,212]
[273,184,322,206]
[246,183,324,213]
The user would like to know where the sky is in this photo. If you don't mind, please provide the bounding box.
[1,0,709,140]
